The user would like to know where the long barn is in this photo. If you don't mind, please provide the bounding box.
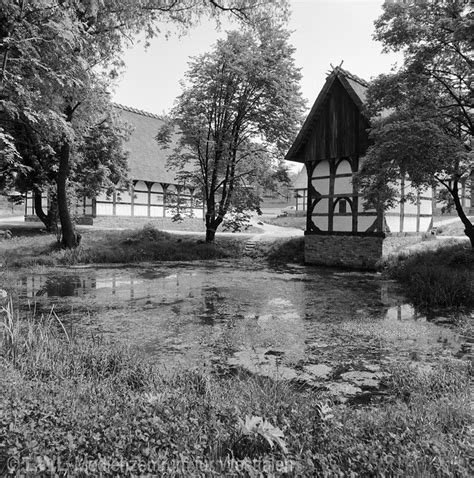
[25,104,204,223]
[286,67,434,269]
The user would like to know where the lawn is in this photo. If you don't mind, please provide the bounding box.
[262,215,306,230]
[435,216,474,237]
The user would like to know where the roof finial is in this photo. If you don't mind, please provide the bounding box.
[326,62,369,87]
[327,60,344,76]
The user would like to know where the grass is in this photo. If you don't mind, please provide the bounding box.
[435,216,474,237]
[383,241,474,309]
[0,301,472,476]
[0,224,249,267]
[262,215,306,230]
[0,224,307,267]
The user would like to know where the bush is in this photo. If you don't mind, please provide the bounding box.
[385,243,474,309]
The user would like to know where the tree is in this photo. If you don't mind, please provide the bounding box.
[157,26,305,242]
[0,0,290,248]
[356,0,474,246]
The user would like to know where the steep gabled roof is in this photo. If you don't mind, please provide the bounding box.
[285,67,369,163]
[114,104,178,184]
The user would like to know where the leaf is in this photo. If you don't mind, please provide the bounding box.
[238,415,288,454]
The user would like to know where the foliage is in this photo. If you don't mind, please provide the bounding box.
[235,415,288,456]
[384,242,474,308]
[0,1,290,248]
[0,305,471,476]
[158,25,305,241]
[356,0,474,245]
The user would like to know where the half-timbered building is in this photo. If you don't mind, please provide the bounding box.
[285,67,433,269]
[25,104,204,223]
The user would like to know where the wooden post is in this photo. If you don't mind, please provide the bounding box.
[399,177,405,233]
[328,159,335,232]
[352,155,358,233]
[147,182,152,217]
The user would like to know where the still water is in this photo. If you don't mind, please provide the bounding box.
[15,261,471,399]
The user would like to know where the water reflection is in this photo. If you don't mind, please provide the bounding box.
[14,262,470,397]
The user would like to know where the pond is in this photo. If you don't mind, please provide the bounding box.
[14,261,472,401]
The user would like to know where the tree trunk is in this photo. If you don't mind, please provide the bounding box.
[450,179,474,248]
[57,141,78,248]
[33,190,49,228]
[34,190,58,233]
[205,227,216,242]
[464,223,474,248]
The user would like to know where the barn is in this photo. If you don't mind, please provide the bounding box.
[25,104,204,223]
[285,67,435,269]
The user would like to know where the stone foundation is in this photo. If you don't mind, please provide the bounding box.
[304,234,384,270]
[305,233,427,270]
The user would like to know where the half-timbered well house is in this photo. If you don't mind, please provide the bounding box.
[286,67,434,269]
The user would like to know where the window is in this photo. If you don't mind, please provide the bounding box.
[338,199,347,214]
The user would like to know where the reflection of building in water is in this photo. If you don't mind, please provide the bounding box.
[379,281,417,320]
[18,275,96,298]
[385,304,416,322]
[18,270,201,302]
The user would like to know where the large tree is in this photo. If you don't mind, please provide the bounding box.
[158,25,305,242]
[0,0,290,247]
[356,0,473,246]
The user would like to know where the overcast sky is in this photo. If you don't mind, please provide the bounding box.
[112,0,401,116]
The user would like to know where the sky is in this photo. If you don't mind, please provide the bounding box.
[112,0,402,117]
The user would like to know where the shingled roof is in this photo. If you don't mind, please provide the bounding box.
[285,67,369,163]
[114,104,178,184]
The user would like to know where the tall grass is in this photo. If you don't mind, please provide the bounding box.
[384,242,474,308]
[1,298,70,368]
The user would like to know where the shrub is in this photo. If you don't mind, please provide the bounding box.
[385,243,474,309]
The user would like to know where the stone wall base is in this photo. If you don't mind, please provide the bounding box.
[305,233,427,270]
[305,234,384,270]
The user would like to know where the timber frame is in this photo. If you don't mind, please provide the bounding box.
[286,67,433,239]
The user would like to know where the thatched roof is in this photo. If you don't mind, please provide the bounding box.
[114,104,178,184]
